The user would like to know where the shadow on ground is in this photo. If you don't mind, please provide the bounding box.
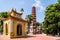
[26,35,36,38]
[11,35,36,39]
[56,39,60,40]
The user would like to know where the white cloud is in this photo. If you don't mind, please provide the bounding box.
[33,0,44,12]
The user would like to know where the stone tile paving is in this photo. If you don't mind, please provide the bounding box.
[0,34,60,40]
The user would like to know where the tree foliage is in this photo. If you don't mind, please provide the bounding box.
[26,14,33,24]
[0,12,8,25]
[58,0,60,3]
[0,12,8,18]
[0,12,8,33]
[43,3,60,35]
[26,14,33,33]
[36,22,42,26]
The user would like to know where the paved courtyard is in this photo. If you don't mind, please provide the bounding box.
[0,34,60,40]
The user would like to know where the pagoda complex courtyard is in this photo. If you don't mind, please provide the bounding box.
[0,6,60,40]
[0,0,60,40]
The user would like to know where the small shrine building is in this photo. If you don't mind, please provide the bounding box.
[2,9,27,38]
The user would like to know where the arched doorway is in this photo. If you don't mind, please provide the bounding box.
[17,24,22,35]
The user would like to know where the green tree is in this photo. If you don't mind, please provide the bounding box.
[0,12,8,26]
[0,12,8,18]
[58,0,60,3]
[0,12,8,33]
[36,22,42,26]
[26,14,33,33]
[43,3,60,36]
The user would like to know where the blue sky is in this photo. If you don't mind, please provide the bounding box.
[0,0,57,23]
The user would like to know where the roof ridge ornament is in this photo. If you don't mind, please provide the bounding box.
[12,8,16,12]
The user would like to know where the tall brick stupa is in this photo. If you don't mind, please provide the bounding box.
[32,6,37,34]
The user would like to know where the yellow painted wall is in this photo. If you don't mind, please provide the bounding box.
[3,18,27,38]
[3,19,12,37]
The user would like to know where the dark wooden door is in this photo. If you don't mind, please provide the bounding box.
[17,24,22,35]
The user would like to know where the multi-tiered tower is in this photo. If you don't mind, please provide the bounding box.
[32,6,36,34]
